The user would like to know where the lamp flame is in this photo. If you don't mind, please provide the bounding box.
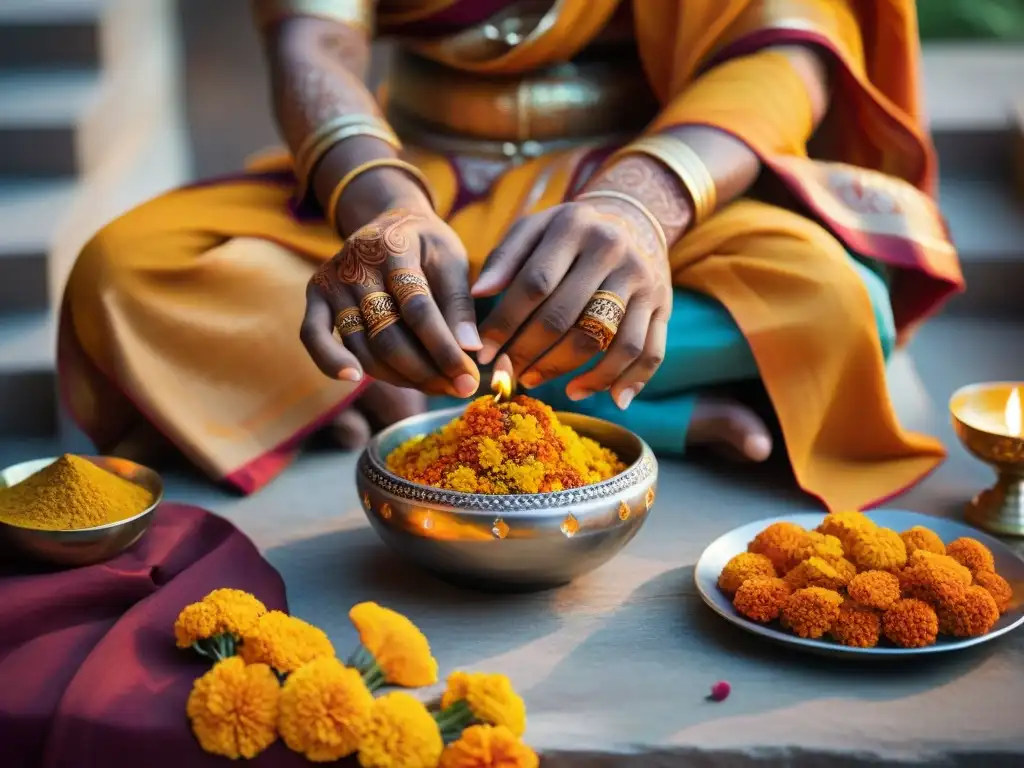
[1005,388,1022,437]
[492,369,512,402]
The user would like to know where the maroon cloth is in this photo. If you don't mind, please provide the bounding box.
[0,504,309,767]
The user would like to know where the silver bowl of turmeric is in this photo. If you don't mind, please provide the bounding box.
[0,454,163,567]
[357,395,657,592]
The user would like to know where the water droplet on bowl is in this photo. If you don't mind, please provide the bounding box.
[492,517,509,539]
[560,512,579,537]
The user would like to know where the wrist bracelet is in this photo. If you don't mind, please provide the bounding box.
[575,190,669,257]
[325,157,435,233]
[617,135,718,225]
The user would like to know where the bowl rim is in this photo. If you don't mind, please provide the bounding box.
[0,455,164,535]
[362,405,657,508]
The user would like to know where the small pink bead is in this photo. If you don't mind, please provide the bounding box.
[709,680,731,702]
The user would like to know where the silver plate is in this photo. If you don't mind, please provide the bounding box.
[694,509,1024,658]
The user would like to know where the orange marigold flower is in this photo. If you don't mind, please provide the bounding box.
[847,571,901,611]
[780,587,843,639]
[907,550,973,586]
[848,527,907,572]
[358,692,443,768]
[240,610,334,674]
[899,526,945,557]
[733,577,791,623]
[945,537,996,574]
[439,671,527,738]
[439,724,539,768]
[186,657,279,759]
[747,522,810,574]
[795,531,845,564]
[385,396,624,494]
[784,557,850,591]
[278,657,374,762]
[174,588,267,652]
[937,585,1000,638]
[717,552,775,594]
[973,570,1013,614]
[817,510,875,550]
[349,602,438,689]
[830,602,882,648]
[882,598,938,648]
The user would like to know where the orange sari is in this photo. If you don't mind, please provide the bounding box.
[59,0,962,505]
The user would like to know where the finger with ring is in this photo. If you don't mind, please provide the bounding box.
[360,291,402,339]
[575,290,626,351]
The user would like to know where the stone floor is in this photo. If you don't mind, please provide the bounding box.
[2,314,1023,766]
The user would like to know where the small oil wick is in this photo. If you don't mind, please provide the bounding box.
[492,369,512,403]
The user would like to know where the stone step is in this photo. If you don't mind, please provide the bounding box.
[0,0,101,70]
[0,310,56,436]
[922,44,1024,177]
[0,70,100,177]
[940,174,1024,319]
[0,179,75,313]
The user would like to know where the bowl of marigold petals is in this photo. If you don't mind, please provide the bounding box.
[0,454,163,566]
[357,390,657,592]
[694,509,1024,657]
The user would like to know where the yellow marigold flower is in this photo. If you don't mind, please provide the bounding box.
[186,657,279,759]
[279,657,374,762]
[240,610,335,674]
[439,671,527,738]
[358,692,443,768]
[349,602,438,689]
[174,588,267,657]
[439,724,539,768]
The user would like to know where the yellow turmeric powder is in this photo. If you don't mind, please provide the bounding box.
[387,395,624,494]
[0,454,153,530]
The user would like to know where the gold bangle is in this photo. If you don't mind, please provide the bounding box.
[620,136,717,225]
[325,158,435,231]
[575,191,669,256]
[295,118,401,197]
[295,114,387,173]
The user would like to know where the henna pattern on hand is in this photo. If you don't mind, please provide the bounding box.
[588,202,663,260]
[583,156,691,246]
[335,209,425,288]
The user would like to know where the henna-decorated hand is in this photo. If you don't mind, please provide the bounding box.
[472,196,674,409]
[301,207,482,397]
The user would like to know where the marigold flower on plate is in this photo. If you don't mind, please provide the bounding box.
[899,526,945,557]
[973,570,1013,614]
[882,598,938,648]
[848,527,907,572]
[438,671,527,738]
[732,577,791,623]
[830,602,881,648]
[240,610,335,674]
[186,656,280,759]
[784,557,850,591]
[348,602,438,689]
[816,510,875,549]
[279,657,374,762]
[439,724,538,768]
[847,571,901,611]
[717,552,775,594]
[780,587,843,639]
[174,588,267,659]
[747,522,810,574]
[945,537,996,574]
[358,691,443,768]
[937,585,1000,638]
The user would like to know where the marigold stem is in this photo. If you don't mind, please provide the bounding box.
[361,661,386,692]
[433,699,473,732]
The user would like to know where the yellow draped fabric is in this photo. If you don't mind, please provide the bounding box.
[59,0,960,503]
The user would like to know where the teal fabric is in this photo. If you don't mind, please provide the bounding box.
[432,251,896,455]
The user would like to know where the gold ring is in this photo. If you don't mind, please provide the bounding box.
[389,268,431,306]
[334,307,365,337]
[360,291,401,339]
[575,290,627,351]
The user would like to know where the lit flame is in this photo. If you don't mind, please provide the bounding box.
[1005,388,1022,437]
[491,369,512,402]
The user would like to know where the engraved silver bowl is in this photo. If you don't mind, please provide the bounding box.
[357,407,657,591]
[0,456,163,567]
